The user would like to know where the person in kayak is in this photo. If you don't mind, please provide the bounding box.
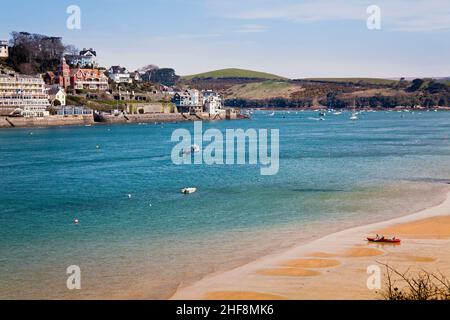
[377,234,385,241]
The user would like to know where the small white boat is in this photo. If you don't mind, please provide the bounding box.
[350,98,358,120]
[183,144,201,154]
[333,112,342,115]
[191,144,200,153]
[181,187,197,194]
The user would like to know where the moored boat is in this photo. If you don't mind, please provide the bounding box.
[181,187,197,194]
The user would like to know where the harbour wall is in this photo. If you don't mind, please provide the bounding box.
[0,110,242,129]
[0,115,94,128]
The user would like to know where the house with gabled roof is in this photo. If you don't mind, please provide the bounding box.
[65,48,98,68]
[107,65,132,84]
[70,67,109,91]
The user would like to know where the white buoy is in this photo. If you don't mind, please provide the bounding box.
[74,219,79,225]
[128,194,132,198]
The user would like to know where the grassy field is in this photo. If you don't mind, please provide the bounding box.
[305,77,398,85]
[225,80,300,99]
[183,68,287,80]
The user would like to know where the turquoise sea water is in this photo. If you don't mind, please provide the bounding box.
[1,110,450,299]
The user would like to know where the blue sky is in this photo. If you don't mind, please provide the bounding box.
[1,0,449,78]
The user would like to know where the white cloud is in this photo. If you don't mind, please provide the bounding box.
[237,24,268,33]
[205,0,450,32]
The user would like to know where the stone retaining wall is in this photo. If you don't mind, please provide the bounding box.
[0,115,94,128]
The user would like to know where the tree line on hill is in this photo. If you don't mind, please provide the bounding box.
[2,31,180,87]
[5,32,68,74]
[225,93,450,109]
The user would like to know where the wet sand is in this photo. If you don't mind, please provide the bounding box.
[171,189,450,300]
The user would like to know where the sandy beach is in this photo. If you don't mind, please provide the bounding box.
[171,188,450,300]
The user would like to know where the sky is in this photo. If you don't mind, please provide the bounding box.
[1,0,449,78]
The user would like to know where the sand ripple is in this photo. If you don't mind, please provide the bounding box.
[258,268,321,277]
[283,259,340,268]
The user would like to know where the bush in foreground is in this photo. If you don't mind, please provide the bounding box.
[381,263,450,300]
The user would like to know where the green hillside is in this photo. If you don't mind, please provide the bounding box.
[305,77,398,85]
[183,68,287,81]
[225,80,298,99]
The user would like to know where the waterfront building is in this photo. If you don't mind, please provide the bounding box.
[202,89,215,101]
[65,48,98,68]
[55,105,92,116]
[204,95,223,115]
[0,40,8,58]
[172,89,203,113]
[107,66,132,84]
[173,89,201,106]
[70,67,109,91]
[0,74,50,117]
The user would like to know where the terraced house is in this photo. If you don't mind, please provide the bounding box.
[70,67,109,91]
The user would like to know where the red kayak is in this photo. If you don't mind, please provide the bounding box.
[367,237,401,243]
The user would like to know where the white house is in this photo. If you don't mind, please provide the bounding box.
[202,90,216,105]
[46,85,66,106]
[65,48,98,68]
[172,89,203,113]
[187,89,201,106]
[0,40,8,58]
[205,95,223,115]
[173,89,201,107]
[130,71,142,82]
[108,66,132,84]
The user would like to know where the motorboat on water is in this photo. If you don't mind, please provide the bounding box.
[181,187,197,194]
